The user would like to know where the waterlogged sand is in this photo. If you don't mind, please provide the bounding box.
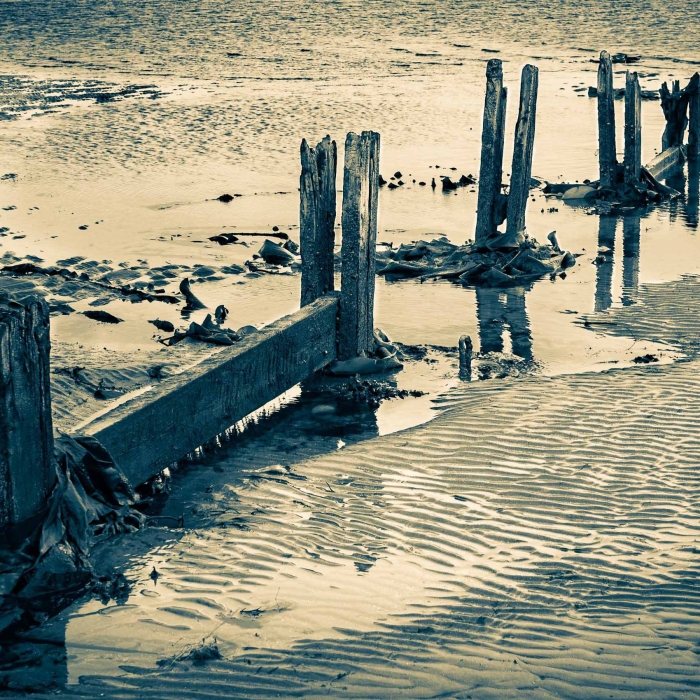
[3,1,700,696]
[11,359,700,697]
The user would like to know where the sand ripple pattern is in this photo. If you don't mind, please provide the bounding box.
[36,359,700,698]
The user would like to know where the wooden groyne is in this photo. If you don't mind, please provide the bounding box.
[0,131,381,526]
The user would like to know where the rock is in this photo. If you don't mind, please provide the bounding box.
[379,175,387,186]
[215,305,228,323]
[209,233,239,245]
[220,264,245,275]
[459,174,477,186]
[387,182,398,190]
[179,278,206,310]
[217,194,234,203]
[149,319,175,332]
[192,266,217,278]
[441,177,459,191]
[258,239,295,265]
[283,238,300,255]
[82,310,123,323]
[394,171,402,178]
[562,185,597,200]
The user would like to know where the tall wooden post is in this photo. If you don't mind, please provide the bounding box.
[624,71,642,184]
[505,63,538,243]
[689,72,700,158]
[475,59,508,244]
[338,131,380,360]
[0,296,55,526]
[597,50,617,188]
[300,135,337,307]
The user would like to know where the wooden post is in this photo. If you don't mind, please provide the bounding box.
[597,50,617,189]
[338,131,380,360]
[660,79,690,151]
[458,335,472,379]
[505,63,538,243]
[624,71,642,184]
[475,59,508,244]
[300,135,337,306]
[0,295,55,526]
[689,72,700,158]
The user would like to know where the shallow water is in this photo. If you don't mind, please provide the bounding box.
[3,1,700,695]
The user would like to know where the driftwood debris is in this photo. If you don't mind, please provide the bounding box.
[300,135,337,306]
[475,59,508,244]
[597,50,618,188]
[624,71,642,185]
[0,296,55,526]
[338,131,381,360]
[505,64,539,245]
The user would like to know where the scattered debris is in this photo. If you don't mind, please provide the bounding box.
[633,353,659,364]
[82,310,123,324]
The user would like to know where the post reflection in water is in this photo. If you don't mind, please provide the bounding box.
[688,156,699,229]
[475,286,533,360]
[621,213,641,307]
[594,215,617,312]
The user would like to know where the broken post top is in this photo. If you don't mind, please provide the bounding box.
[299,135,337,307]
[624,70,642,184]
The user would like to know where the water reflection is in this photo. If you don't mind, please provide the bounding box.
[621,214,641,307]
[475,286,533,360]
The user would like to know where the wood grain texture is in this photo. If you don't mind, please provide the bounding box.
[645,146,682,180]
[78,294,339,487]
[338,131,380,360]
[506,63,538,239]
[300,135,337,306]
[597,51,618,188]
[624,71,642,184]
[475,59,508,243]
[0,296,55,526]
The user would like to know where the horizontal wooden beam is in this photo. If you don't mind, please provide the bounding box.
[76,293,339,487]
[645,146,683,180]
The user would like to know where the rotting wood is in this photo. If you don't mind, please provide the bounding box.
[0,296,55,526]
[505,63,539,243]
[624,71,642,184]
[645,146,682,181]
[458,335,473,379]
[660,79,690,151]
[475,59,508,244]
[597,51,618,188]
[76,294,339,488]
[300,135,337,306]
[689,73,700,158]
[338,131,380,360]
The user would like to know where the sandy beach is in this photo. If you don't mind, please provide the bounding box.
[2,0,700,695]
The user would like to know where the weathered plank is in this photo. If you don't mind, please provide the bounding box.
[77,294,339,487]
[645,146,682,180]
[689,73,700,158]
[338,131,380,360]
[624,71,642,184]
[475,59,508,243]
[300,136,337,306]
[660,79,690,151]
[505,63,538,242]
[1,296,55,526]
[597,51,618,188]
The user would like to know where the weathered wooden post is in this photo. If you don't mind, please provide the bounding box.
[689,72,700,158]
[475,59,508,244]
[660,79,690,152]
[505,63,538,244]
[338,131,380,360]
[300,136,337,307]
[458,335,472,379]
[0,295,55,526]
[597,50,617,189]
[624,71,642,184]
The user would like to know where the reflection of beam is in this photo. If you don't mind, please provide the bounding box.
[621,214,641,306]
[595,216,617,312]
[504,287,533,360]
[476,286,533,360]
